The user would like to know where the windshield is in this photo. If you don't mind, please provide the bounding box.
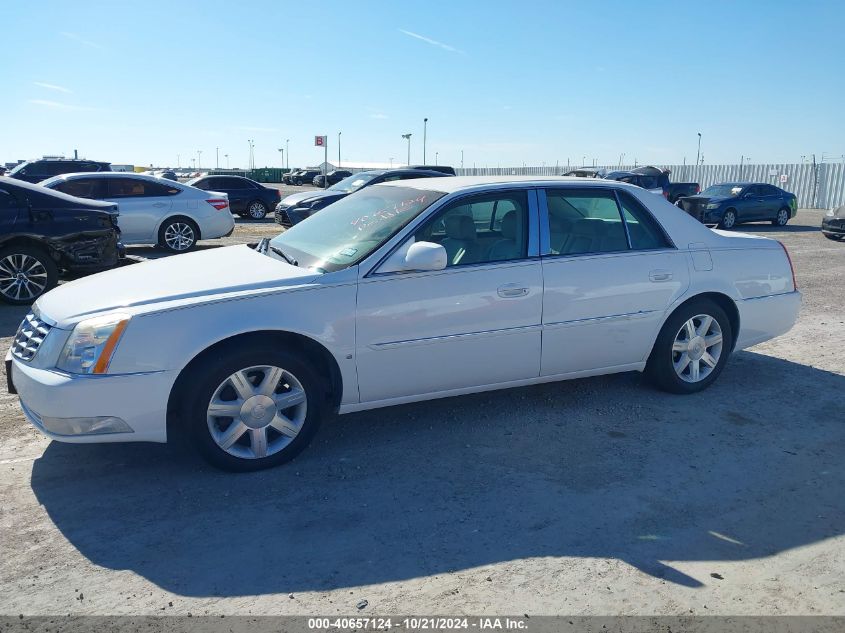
[701,184,744,198]
[328,171,381,193]
[270,185,445,272]
[8,162,28,175]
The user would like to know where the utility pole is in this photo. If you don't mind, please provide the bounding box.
[224,154,229,169]
[197,150,202,171]
[423,118,428,163]
[216,147,219,169]
[177,154,180,168]
[278,148,284,168]
[338,131,342,169]
[435,151,439,165]
[460,150,464,169]
[285,139,289,169]
[696,132,702,166]
[402,133,412,165]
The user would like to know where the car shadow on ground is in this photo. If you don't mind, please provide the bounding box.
[726,222,819,234]
[28,351,845,597]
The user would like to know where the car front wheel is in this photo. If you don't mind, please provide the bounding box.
[0,246,59,305]
[646,299,733,394]
[181,343,325,471]
[718,209,737,229]
[773,207,790,226]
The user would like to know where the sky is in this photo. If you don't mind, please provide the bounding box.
[2,0,844,170]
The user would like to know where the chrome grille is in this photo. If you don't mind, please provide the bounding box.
[12,311,52,361]
[275,205,293,228]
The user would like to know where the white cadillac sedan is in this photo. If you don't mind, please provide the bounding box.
[7,177,800,471]
[39,173,235,253]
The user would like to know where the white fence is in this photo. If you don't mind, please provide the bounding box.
[453,163,845,209]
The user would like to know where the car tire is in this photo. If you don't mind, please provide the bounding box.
[180,341,326,472]
[645,299,733,394]
[718,209,737,229]
[0,245,59,305]
[773,207,790,226]
[294,178,302,186]
[158,217,199,253]
[246,200,268,220]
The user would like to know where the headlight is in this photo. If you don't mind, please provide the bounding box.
[57,313,130,374]
[705,203,721,210]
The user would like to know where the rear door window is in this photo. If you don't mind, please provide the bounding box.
[545,189,628,255]
[108,178,180,197]
[53,178,108,199]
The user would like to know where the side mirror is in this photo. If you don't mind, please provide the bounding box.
[378,240,447,273]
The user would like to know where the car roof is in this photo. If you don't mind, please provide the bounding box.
[375,175,644,194]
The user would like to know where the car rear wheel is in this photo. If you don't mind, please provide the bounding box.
[773,207,790,226]
[645,299,733,394]
[181,343,325,471]
[158,218,199,253]
[246,200,268,220]
[0,246,59,305]
[718,209,737,229]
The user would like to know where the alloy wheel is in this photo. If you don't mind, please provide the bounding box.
[672,314,724,383]
[164,222,196,251]
[722,211,736,229]
[206,365,308,460]
[0,254,48,302]
[248,202,267,219]
[776,209,789,226]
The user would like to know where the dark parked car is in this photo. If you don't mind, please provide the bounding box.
[676,182,797,229]
[160,170,178,182]
[312,170,353,188]
[282,170,301,185]
[187,175,281,220]
[7,158,111,184]
[406,165,457,176]
[275,168,453,227]
[0,178,122,304]
[821,205,845,241]
[666,181,701,203]
[291,170,321,186]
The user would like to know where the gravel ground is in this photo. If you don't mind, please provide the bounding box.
[0,208,842,617]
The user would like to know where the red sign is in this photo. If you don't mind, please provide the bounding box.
[314,136,326,147]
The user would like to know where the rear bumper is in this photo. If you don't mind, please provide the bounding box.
[199,211,236,240]
[734,291,801,350]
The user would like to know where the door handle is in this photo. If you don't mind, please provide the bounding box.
[152,202,167,208]
[498,284,529,298]
[649,270,673,282]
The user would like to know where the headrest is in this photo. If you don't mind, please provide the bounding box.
[573,218,609,236]
[500,210,517,239]
[445,214,476,240]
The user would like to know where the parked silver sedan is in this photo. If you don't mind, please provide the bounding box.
[39,173,235,253]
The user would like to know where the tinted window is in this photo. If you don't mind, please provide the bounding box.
[107,178,180,197]
[637,175,659,189]
[221,177,255,189]
[545,189,628,255]
[617,191,671,250]
[762,185,781,196]
[53,178,108,199]
[412,191,529,267]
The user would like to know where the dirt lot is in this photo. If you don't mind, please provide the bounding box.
[0,207,843,617]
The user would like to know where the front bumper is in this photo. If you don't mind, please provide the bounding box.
[821,218,845,236]
[7,352,175,443]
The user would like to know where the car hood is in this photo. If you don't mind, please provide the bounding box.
[679,195,731,204]
[36,244,319,328]
[279,189,345,207]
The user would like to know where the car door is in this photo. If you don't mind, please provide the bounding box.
[761,185,784,219]
[738,185,765,221]
[104,178,172,243]
[356,188,543,403]
[540,187,690,376]
[219,177,251,214]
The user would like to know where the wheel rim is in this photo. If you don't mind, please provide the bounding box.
[723,212,735,228]
[164,222,195,251]
[672,314,723,383]
[206,365,307,460]
[777,209,788,225]
[248,202,266,219]
[0,254,48,301]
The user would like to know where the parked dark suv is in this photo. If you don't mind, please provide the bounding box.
[312,170,353,188]
[0,178,122,304]
[7,159,111,184]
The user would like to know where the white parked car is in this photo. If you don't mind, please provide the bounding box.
[39,173,235,253]
[7,177,800,471]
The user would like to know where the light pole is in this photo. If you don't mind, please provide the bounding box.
[278,148,284,168]
[247,139,255,170]
[435,151,439,165]
[285,139,289,169]
[389,157,394,168]
[402,133,412,165]
[338,131,342,168]
[696,132,702,166]
[197,150,202,171]
[423,118,428,163]
[216,147,219,169]
[191,158,195,169]
[460,150,464,169]
[224,154,229,169]
[177,154,180,168]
